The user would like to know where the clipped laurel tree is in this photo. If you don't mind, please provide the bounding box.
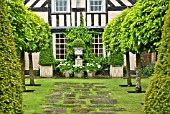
[39,46,55,66]
[0,0,22,113]
[144,2,170,113]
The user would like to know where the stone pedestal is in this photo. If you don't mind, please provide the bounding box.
[40,65,53,78]
[110,65,123,78]
[75,57,83,67]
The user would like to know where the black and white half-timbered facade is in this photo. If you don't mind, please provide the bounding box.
[24,0,136,60]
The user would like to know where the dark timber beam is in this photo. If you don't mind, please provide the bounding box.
[107,6,132,11]
[29,7,48,12]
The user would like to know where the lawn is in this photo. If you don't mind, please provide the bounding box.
[23,78,149,114]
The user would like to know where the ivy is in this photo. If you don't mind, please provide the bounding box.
[64,13,93,64]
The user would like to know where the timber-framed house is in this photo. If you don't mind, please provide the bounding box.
[24,0,136,60]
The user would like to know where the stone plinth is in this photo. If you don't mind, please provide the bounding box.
[75,58,82,67]
[110,65,123,78]
[40,65,53,78]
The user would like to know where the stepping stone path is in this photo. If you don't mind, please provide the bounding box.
[43,82,125,114]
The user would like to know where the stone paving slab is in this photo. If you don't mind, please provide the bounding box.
[91,100,118,104]
[63,100,86,104]
[79,95,109,99]
[43,108,67,114]
[91,111,116,114]
[70,107,95,114]
[43,82,125,114]
[95,85,107,88]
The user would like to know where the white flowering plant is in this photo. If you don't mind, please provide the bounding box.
[73,65,84,73]
[57,61,73,74]
[84,62,101,73]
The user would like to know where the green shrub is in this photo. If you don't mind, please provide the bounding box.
[39,47,55,66]
[0,1,22,113]
[141,64,154,77]
[72,38,85,48]
[108,52,124,66]
[92,56,109,74]
[144,1,170,113]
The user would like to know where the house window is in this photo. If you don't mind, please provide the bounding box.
[55,33,67,59]
[92,34,104,56]
[52,0,70,13]
[87,0,106,13]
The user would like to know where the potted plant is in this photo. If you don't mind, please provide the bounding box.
[108,52,124,78]
[73,65,84,78]
[57,61,73,78]
[85,63,101,78]
[72,38,85,56]
[39,47,55,78]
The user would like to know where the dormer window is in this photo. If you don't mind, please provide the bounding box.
[87,0,106,13]
[52,0,70,13]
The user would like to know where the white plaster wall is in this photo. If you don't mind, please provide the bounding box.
[124,53,136,70]
[108,11,121,22]
[25,52,40,70]
[35,12,48,23]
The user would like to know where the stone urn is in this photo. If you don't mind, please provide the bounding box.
[74,48,83,56]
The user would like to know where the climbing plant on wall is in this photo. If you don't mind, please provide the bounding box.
[64,13,93,64]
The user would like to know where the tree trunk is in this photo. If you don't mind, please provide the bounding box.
[126,52,132,86]
[149,53,152,64]
[136,53,142,92]
[20,51,26,91]
[28,53,35,85]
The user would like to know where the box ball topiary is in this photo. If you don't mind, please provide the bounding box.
[39,47,55,66]
[144,1,170,113]
[0,1,22,113]
[72,38,85,48]
[108,52,124,66]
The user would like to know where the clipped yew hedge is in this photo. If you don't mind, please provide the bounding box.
[0,0,22,113]
[144,2,170,113]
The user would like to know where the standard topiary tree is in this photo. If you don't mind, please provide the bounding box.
[144,2,170,113]
[121,0,169,92]
[8,0,51,86]
[0,0,22,113]
[103,8,132,86]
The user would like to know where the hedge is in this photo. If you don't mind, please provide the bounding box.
[0,1,22,113]
[144,1,170,113]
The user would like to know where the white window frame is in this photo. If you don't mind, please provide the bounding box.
[51,0,70,13]
[53,33,67,60]
[92,34,104,57]
[87,0,106,13]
